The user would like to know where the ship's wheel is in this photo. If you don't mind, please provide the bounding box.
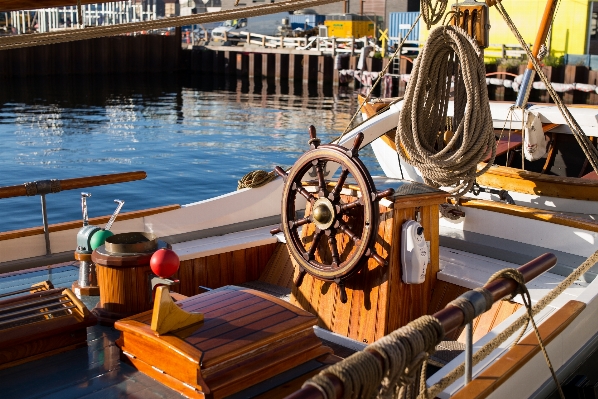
[271,126,394,303]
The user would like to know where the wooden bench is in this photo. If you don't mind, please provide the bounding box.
[483,131,523,163]
[483,123,560,164]
[582,170,598,180]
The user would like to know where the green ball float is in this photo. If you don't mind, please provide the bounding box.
[90,229,114,250]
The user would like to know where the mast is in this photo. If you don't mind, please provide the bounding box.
[515,0,558,108]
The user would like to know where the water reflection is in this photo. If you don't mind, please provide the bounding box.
[0,74,378,232]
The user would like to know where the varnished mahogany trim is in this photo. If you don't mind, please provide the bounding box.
[451,300,586,399]
[453,198,598,233]
[0,204,180,241]
[476,163,598,200]
[375,119,598,201]
[0,171,146,200]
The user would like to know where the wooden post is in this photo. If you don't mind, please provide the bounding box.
[332,37,336,56]
[589,70,598,105]
[262,36,266,47]
[289,53,298,83]
[248,53,256,78]
[564,65,588,104]
[275,53,282,80]
[351,37,355,56]
[317,55,325,86]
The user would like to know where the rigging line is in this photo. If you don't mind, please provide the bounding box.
[0,0,343,51]
[336,14,421,144]
[495,1,598,175]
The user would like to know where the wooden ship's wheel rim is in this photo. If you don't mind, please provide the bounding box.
[273,127,394,295]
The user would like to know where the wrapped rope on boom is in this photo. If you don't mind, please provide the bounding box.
[396,25,496,198]
[301,315,444,399]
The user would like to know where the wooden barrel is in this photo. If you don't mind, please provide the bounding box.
[91,232,169,324]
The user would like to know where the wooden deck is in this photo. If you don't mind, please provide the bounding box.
[0,263,337,398]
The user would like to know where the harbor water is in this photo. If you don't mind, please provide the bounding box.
[0,74,380,233]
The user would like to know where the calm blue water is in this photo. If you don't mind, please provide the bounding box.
[0,74,380,233]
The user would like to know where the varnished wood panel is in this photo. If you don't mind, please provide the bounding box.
[458,300,522,344]
[292,192,443,343]
[451,300,585,399]
[258,243,295,289]
[429,280,522,342]
[172,243,277,297]
[429,280,469,340]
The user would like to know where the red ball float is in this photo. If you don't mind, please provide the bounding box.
[150,248,180,278]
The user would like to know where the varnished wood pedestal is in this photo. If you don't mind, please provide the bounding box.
[115,286,331,399]
[292,181,447,344]
[91,241,169,325]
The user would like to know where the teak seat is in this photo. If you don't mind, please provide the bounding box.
[483,131,522,163]
[115,285,331,399]
[582,170,598,180]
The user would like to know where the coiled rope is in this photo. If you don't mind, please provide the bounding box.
[237,170,277,190]
[0,0,342,51]
[421,0,450,29]
[396,25,496,198]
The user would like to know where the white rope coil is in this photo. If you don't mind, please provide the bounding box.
[396,25,496,197]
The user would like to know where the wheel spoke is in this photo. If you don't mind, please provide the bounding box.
[306,229,323,260]
[329,168,349,200]
[289,216,311,229]
[294,182,316,204]
[327,232,340,267]
[338,199,363,214]
[337,221,360,244]
[316,161,328,196]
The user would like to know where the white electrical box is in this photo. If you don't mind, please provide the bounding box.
[401,220,429,284]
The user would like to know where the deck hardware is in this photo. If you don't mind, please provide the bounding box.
[122,351,136,359]
[104,199,125,231]
[471,182,515,205]
[465,322,473,384]
[198,286,213,292]
[23,179,62,255]
[152,366,165,374]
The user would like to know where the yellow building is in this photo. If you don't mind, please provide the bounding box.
[419,0,593,57]
[324,14,376,38]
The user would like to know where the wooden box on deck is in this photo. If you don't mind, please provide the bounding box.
[0,288,97,369]
[114,285,331,399]
[291,181,447,344]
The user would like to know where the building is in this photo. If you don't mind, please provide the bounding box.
[417,0,597,57]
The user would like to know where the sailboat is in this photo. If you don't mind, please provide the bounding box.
[1,0,598,398]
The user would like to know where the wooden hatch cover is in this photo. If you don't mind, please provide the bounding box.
[115,285,332,399]
[0,282,97,369]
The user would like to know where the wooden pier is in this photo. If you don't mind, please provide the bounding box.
[0,30,597,104]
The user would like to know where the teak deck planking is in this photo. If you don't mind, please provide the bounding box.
[292,189,445,343]
[115,286,331,399]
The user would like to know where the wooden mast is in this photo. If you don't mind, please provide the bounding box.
[515,0,559,107]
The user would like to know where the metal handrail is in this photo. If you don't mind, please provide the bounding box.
[0,171,146,255]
